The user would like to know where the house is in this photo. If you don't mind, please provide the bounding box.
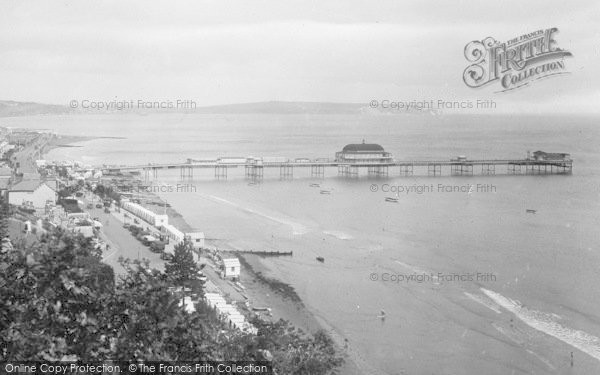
[8,180,57,209]
[222,258,241,279]
[530,151,571,161]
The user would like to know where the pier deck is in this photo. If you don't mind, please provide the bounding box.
[99,156,573,180]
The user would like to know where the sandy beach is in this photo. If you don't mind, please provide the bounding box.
[120,190,364,374]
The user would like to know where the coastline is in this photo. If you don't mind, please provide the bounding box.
[27,134,362,370]
[136,192,321,329]
[25,122,600,374]
[39,134,99,158]
[129,190,363,374]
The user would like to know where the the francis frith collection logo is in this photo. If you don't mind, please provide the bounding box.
[463,27,572,92]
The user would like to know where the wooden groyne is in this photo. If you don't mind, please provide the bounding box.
[228,249,293,257]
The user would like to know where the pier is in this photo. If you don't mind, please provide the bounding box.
[99,145,572,181]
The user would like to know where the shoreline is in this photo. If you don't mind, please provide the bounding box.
[128,190,362,373]
[40,134,100,156]
[234,252,373,375]
[27,128,600,374]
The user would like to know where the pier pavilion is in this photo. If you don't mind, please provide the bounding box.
[334,141,393,164]
[335,141,393,177]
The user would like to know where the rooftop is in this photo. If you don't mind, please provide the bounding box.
[533,150,569,156]
[223,258,241,267]
[341,142,385,153]
[10,179,46,192]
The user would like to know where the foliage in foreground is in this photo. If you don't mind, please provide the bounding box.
[0,228,343,374]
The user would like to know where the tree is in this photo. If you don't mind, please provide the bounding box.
[0,195,9,241]
[164,241,201,294]
[1,229,344,373]
[93,184,120,204]
[57,166,68,179]
[108,258,217,361]
[0,230,115,361]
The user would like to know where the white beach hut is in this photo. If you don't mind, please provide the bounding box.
[222,258,241,279]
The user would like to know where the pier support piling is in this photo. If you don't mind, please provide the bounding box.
[215,166,228,179]
[508,164,522,175]
[143,168,159,180]
[367,165,388,178]
[428,164,441,176]
[399,164,413,176]
[481,164,495,175]
[310,165,325,179]
[280,165,293,180]
[245,165,264,182]
[338,165,359,178]
[451,164,473,176]
[180,166,193,180]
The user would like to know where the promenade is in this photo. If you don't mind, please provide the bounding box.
[80,193,164,275]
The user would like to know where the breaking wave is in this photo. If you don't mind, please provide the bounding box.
[481,288,600,362]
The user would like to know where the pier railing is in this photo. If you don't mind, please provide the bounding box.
[99,156,572,180]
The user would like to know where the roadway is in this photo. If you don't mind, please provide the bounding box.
[80,193,165,275]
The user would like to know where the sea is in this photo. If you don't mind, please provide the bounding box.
[3,112,599,374]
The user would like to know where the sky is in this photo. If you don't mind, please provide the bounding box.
[0,0,599,113]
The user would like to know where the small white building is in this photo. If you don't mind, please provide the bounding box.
[163,223,185,243]
[162,224,205,249]
[121,200,169,227]
[186,231,205,250]
[8,180,57,209]
[222,258,241,279]
[204,292,256,333]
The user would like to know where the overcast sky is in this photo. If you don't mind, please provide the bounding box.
[0,0,598,113]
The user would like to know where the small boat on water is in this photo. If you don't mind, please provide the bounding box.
[310,183,321,187]
[385,197,399,203]
[526,209,537,214]
[316,256,325,263]
[320,190,331,195]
